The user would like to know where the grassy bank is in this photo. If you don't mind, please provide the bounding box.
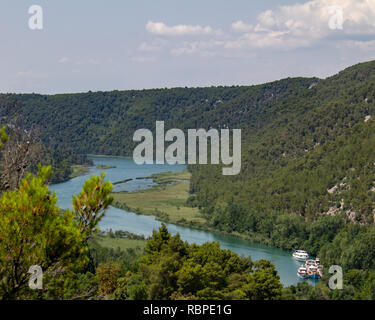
[87,154,132,159]
[111,170,206,226]
[96,165,116,169]
[69,165,90,179]
[110,170,271,242]
[110,170,301,250]
[94,235,146,251]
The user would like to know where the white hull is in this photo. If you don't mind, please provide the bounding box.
[293,254,308,261]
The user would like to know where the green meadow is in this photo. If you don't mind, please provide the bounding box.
[111,170,206,226]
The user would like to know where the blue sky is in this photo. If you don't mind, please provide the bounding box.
[1,0,375,93]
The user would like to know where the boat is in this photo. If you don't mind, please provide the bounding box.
[297,266,308,279]
[292,249,309,261]
[305,259,316,267]
[315,258,323,271]
[307,265,321,279]
[295,256,323,280]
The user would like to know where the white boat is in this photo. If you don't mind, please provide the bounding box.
[315,258,323,271]
[307,265,321,279]
[305,259,316,267]
[297,266,308,279]
[295,256,323,280]
[292,249,309,261]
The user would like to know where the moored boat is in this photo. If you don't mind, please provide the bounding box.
[315,258,323,271]
[305,259,316,267]
[292,249,309,261]
[297,266,308,279]
[307,265,321,279]
[295,255,323,280]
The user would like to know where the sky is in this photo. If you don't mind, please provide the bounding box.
[1,0,375,94]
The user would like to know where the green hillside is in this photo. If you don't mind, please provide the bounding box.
[191,60,375,225]
[2,60,375,273]
[187,60,375,273]
[1,77,314,156]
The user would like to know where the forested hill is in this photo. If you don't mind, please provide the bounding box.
[2,60,375,229]
[1,77,315,156]
[190,60,375,227]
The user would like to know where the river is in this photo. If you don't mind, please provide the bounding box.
[50,155,314,287]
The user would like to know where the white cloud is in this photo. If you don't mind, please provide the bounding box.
[132,56,156,63]
[343,39,375,50]
[146,21,214,36]
[170,40,224,56]
[88,58,100,65]
[232,21,253,33]
[16,71,33,77]
[74,58,101,65]
[139,42,160,52]
[145,0,375,58]
[231,0,375,49]
[15,70,48,79]
[138,39,167,52]
[58,57,69,64]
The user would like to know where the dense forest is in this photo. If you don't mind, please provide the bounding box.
[1,78,314,156]
[0,138,282,299]
[3,61,375,222]
[2,60,375,299]
[187,61,375,272]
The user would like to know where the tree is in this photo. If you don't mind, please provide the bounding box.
[242,260,283,300]
[72,173,114,240]
[96,263,121,297]
[0,104,42,193]
[136,225,282,300]
[0,126,8,149]
[0,166,113,299]
[145,223,171,253]
[125,274,148,300]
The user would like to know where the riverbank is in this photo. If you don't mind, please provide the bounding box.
[51,156,306,286]
[111,170,206,226]
[93,235,146,251]
[66,162,116,182]
[69,165,90,179]
[87,154,132,159]
[96,165,117,169]
[110,170,283,248]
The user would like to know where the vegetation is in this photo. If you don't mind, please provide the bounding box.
[42,148,93,184]
[95,237,146,251]
[96,165,116,170]
[0,127,282,300]
[105,224,283,300]
[112,170,205,226]
[70,165,90,179]
[5,61,375,223]
[2,60,375,299]
[113,178,133,185]
[46,225,283,300]
[185,61,375,274]
[0,167,113,298]
[92,232,146,251]
[0,99,94,184]
[283,269,375,300]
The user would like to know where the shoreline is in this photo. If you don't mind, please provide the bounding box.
[87,154,133,159]
[110,199,282,250]
[69,157,292,255]
[110,170,288,253]
[53,157,303,287]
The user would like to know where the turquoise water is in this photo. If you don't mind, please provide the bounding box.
[50,156,311,287]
